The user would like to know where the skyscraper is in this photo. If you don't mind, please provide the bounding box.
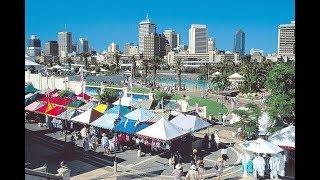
[27,35,41,57]
[278,21,295,57]
[142,33,166,59]
[44,41,59,56]
[78,38,89,54]
[163,30,178,50]
[208,38,215,51]
[177,34,181,47]
[189,24,208,54]
[58,31,72,57]
[138,14,156,54]
[233,30,245,55]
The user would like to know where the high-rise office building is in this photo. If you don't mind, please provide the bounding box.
[233,29,245,55]
[27,35,41,57]
[208,38,216,51]
[108,42,119,53]
[278,21,295,57]
[58,31,72,57]
[189,24,208,54]
[177,34,181,47]
[44,41,59,56]
[138,14,156,54]
[77,38,89,54]
[163,30,178,50]
[142,33,166,59]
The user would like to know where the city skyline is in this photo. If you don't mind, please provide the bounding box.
[26,0,294,54]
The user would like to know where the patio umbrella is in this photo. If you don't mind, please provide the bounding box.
[268,125,295,149]
[240,138,283,154]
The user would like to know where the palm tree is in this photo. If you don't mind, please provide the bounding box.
[130,55,137,77]
[150,56,161,88]
[81,52,91,70]
[142,59,149,84]
[174,58,182,91]
[113,52,120,72]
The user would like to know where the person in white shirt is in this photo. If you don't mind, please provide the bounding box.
[253,154,265,178]
[214,131,220,149]
[80,127,87,138]
[277,152,286,177]
[269,155,279,179]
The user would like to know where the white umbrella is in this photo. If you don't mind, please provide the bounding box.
[228,73,244,82]
[240,138,283,154]
[268,125,295,149]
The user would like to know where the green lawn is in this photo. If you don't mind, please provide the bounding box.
[187,96,228,117]
[131,87,151,94]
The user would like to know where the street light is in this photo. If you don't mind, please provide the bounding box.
[114,91,122,172]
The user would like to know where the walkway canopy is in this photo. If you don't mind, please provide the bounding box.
[106,105,131,117]
[94,104,108,114]
[240,138,283,154]
[90,113,121,130]
[112,97,139,107]
[268,125,295,150]
[170,114,211,132]
[136,117,189,142]
[115,119,149,135]
[124,108,156,123]
[25,84,39,94]
[70,108,103,124]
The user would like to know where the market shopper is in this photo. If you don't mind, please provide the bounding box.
[101,133,110,155]
[186,164,199,180]
[212,154,229,180]
[172,163,183,180]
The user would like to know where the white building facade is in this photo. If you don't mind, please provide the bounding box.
[189,24,208,54]
[278,21,295,57]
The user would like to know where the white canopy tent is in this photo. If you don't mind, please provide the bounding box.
[170,114,211,132]
[228,73,245,82]
[210,71,221,77]
[124,107,156,123]
[268,125,295,149]
[70,108,103,124]
[136,117,190,141]
[90,113,119,130]
[25,59,43,71]
[240,138,283,154]
[112,96,140,107]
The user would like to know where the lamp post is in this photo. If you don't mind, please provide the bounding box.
[114,92,122,172]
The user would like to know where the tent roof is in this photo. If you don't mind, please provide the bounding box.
[124,108,156,122]
[78,101,98,111]
[228,73,244,79]
[269,125,295,149]
[240,138,283,154]
[94,104,108,113]
[115,119,149,135]
[136,117,189,141]
[49,97,72,106]
[35,102,55,114]
[148,111,171,123]
[25,101,46,111]
[70,108,103,124]
[112,97,139,107]
[25,84,39,94]
[56,109,81,120]
[46,106,66,117]
[90,113,120,130]
[170,114,211,132]
[106,105,131,116]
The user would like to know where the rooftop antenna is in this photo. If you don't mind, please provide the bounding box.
[64,24,67,31]
[146,13,149,21]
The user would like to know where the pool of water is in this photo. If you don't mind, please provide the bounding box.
[85,87,149,101]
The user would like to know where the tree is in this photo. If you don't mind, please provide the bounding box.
[81,52,91,70]
[113,52,121,72]
[131,55,137,77]
[58,89,74,98]
[266,62,295,125]
[233,102,261,140]
[141,59,149,84]
[66,56,73,69]
[98,88,118,104]
[174,58,182,91]
[150,56,161,88]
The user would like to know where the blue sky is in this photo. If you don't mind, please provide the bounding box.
[26,0,294,54]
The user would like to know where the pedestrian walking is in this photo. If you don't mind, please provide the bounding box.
[101,133,110,155]
[212,154,229,180]
[172,163,183,180]
[197,159,205,179]
[186,165,199,180]
[214,131,221,149]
